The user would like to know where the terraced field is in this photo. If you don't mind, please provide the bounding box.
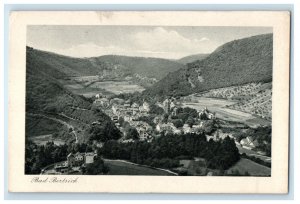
[181,96,270,127]
[199,82,272,120]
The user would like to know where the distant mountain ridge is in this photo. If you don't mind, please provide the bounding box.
[93,55,185,80]
[176,53,209,64]
[26,47,185,81]
[143,34,273,98]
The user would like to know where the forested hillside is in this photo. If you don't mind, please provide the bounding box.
[92,55,185,80]
[26,47,120,142]
[143,34,273,98]
[26,47,185,80]
[26,47,91,112]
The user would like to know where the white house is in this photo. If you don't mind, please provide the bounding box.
[85,152,96,164]
[143,102,150,112]
[240,137,258,150]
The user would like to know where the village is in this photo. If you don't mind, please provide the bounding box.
[39,92,269,176]
[92,93,262,153]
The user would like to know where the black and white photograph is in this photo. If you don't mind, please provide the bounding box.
[25,25,273,176]
[7,11,290,193]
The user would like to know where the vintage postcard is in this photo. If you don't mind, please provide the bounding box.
[8,11,290,193]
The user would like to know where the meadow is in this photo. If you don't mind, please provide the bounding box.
[62,77,145,98]
[226,158,271,176]
[90,81,145,94]
[104,159,175,176]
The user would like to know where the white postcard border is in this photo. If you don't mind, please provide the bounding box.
[8,11,290,193]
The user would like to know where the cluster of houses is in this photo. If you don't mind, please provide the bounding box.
[120,120,153,142]
[111,101,150,120]
[162,98,180,114]
[93,93,264,158]
[94,95,151,123]
[155,122,204,135]
[154,106,217,136]
[93,93,220,143]
[52,152,97,174]
[95,96,154,142]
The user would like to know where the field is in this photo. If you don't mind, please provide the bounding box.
[226,158,271,176]
[90,81,145,94]
[61,77,145,98]
[65,85,113,98]
[104,159,175,176]
[182,96,270,127]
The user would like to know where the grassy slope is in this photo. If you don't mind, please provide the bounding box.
[226,158,271,176]
[26,48,92,112]
[143,34,273,97]
[26,115,66,137]
[104,160,173,175]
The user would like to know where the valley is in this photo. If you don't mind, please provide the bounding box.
[25,33,273,177]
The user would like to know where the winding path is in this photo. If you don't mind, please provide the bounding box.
[28,112,78,143]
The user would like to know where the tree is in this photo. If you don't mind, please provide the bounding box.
[186,116,195,128]
[137,116,156,128]
[172,119,184,128]
[177,112,189,123]
[84,157,109,175]
[126,127,139,140]
[183,107,198,118]
[149,104,164,115]
[234,132,247,143]
[118,117,125,127]
[89,121,121,142]
[85,144,93,152]
[202,120,216,134]
[162,113,169,123]
[199,112,208,120]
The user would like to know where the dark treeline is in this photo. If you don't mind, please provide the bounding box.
[100,133,240,171]
[26,133,240,174]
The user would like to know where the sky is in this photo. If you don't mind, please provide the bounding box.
[27,26,272,59]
